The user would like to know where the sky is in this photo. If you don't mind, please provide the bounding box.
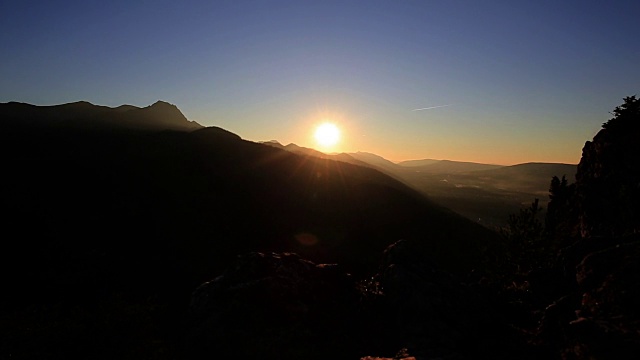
[1,0,639,165]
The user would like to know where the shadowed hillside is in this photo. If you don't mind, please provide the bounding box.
[0,101,499,359]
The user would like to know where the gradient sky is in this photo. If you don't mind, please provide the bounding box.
[2,0,639,164]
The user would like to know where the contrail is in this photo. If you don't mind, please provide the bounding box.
[411,104,452,111]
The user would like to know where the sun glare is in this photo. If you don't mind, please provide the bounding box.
[314,122,341,148]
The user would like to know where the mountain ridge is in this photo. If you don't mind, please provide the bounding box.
[1,99,496,278]
[264,141,577,173]
[265,141,578,226]
[0,100,203,132]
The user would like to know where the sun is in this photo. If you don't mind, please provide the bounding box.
[314,122,341,148]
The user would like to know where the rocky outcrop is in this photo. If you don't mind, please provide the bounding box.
[575,96,640,238]
[526,97,640,358]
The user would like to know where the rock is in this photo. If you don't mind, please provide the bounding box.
[186,252,361,359]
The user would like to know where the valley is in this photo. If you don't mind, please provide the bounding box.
[264,142,577,228]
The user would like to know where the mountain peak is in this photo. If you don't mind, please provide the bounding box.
[133,100,202,131]
[145,100,181,114]
[150,100,176,108]
[69,100,94,106]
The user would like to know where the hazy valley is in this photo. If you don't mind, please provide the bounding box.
[264,141,577,228]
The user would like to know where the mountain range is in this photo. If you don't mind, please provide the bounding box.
[2,98,638,359]
[1,100,501,358]
[1,100,202,132]
[262,141,577,227]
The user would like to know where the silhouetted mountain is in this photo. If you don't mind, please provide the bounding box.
[261,140,329,157]
[0,100,202,132]
[0,101,498,359]
[261,140,371,168]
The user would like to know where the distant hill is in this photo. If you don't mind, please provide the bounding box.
[397,158,441,167]
[398,159,503,173]
[261,140,332,158]
[348,151,403,172]
[354,155,576,227]
[469,162,577,194]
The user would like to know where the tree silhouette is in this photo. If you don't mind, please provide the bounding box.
[602,95,639,131]
[501,199,544,273]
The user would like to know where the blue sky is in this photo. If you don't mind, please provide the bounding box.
[2,0,638,164]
